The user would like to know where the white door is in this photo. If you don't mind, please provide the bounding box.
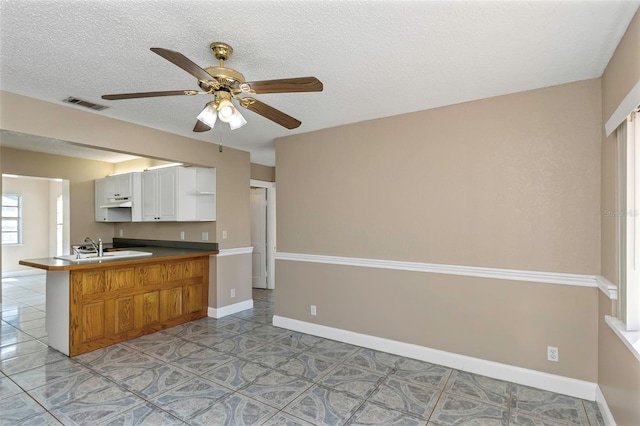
[250,188,267,288]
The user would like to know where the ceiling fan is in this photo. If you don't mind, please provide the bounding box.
[102,42,323,131]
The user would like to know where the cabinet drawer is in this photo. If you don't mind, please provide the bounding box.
[137,264,164,286]
[166,262,184,282]
[77,271,106,296]
[106,267,135,291]
[184,259,204,278]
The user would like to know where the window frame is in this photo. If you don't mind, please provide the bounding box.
[617,111,639,332]
[2,193,22,245]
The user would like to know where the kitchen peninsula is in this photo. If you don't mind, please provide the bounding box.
[19,238,218,356]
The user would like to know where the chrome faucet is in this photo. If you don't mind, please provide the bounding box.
[83,237,104,256]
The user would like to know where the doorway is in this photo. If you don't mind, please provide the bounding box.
[1,174,69,307]
[1,175,70,277]
[250,180,276,289]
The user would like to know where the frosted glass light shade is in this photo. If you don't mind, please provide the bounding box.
[196,104,217,127]
[229,110,247,130]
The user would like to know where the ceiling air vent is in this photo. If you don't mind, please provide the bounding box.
[62,96,109,111]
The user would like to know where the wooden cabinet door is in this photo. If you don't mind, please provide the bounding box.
[81,301,105,343]
[136,290,160,328]
[112,296,135,334]
[161,287,183,321]
[184,282,204,314]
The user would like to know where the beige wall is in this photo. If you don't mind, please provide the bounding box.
[1,91,252,309]
[2,176,52,272]
[251,163,276,182]
[276,261,598,381]
[274,79,602,381]
[215,253,253,308]
[277,79,601,274]
[0,91,251,250]
[1,147,115,246]
[599,9,640,426]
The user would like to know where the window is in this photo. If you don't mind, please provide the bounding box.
[617,110,639,331]
[2,194,22,245]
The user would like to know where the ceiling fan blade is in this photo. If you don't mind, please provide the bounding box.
[240,98,301,129]
[193,120,211,132]
[244,77,323,94]
[150,47,214,81]
[102,90,204,100]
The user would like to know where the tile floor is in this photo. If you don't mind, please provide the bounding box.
[0,274,605,425]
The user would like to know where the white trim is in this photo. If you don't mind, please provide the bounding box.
[276,252,599,288]
[605,80,640,136]
[249,179,277,289]
[596,276,619,300]
[208,299,253,318]
[604,315,640,362]
[273,315,597,400]
[596,385,617,426]
[215,247,253,257]
[250,179,276,188]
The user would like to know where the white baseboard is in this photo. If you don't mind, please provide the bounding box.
[273,315,598,401]
[596,385,618,426]
[208,299,253,318]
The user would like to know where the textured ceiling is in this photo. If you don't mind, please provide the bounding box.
[1,1,638,166]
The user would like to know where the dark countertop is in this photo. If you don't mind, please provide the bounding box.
[19,240,219,272]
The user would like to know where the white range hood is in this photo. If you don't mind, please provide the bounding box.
[99,197,132,208]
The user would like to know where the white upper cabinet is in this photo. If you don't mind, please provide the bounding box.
[104,173,133,198]
[141,168,178,221]
[95,167,215,223]
[95,178,132,222]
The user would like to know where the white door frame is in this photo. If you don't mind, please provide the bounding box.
[250,179,276,289]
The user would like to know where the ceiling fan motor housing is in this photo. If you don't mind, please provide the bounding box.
[210,42,233,61]
[204,67,245,87]
[205,42,245,87]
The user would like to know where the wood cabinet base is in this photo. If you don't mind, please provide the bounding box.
[66,256,209,356]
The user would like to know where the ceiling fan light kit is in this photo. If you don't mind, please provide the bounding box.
[102,41,323,133]
[217,98,236,123]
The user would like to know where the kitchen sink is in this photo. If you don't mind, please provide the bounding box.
[54,250,152,262]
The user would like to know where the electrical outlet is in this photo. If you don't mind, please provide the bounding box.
[231,288,236,298]
[202,232,209,241]
[310,305,317,316]
[180,231,185,240]
[547,346,559,362]
[222,230,228,239]
[118,229,124,237]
